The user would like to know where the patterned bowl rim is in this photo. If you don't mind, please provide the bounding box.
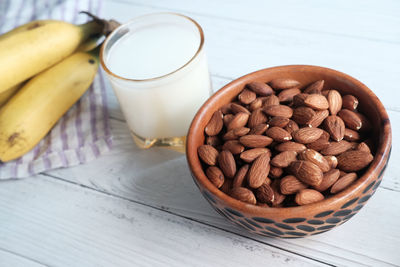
[186,64,392,217]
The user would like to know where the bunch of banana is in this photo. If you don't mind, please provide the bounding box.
[0,17,110,162]
[0,19,103,93]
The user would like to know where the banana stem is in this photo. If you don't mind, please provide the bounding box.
[78,20,104,40]
[80,11,121,36]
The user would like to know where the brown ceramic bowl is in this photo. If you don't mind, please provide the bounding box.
[186,65,392,238]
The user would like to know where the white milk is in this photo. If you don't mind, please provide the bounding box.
[107,24,200,80]
[104,15,211,140]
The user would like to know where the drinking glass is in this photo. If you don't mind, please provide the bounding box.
[100,13,212,152]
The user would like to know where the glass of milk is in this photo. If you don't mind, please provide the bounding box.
[100,13,212,151]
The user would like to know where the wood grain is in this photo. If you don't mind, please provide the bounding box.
[0,249,47,267]
[0,176,325,267]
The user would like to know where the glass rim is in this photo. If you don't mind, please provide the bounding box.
[100,12,205,82]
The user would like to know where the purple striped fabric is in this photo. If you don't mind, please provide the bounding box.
[0,0,111,179]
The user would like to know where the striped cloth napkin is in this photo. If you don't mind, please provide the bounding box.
[0,0,112,179]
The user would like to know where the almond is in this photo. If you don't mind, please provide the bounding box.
[280,175,308,195]
[357,142,371,153]
[231,103,251,114]
[313,169,340,191]
[218,150,237,178]
[304,94,329,110]
[232,164,249,188]
[223,129,238,141]
[223,127,250,140]
[306,130,330,151]
[338,109,362,130]
[289,160,323,187]
[240,148,271,163]
[262,95,280,107]
[275,142,306,153]
[364,139,375,153]
[269,166,283,179]
[324,115,345,141]
[223,114,234,127]
[327,90,342,115]
[269,78,300,90]
[230,187,256,204]
[206,166,225,188]
[292,93,308,106]
[284,120,300,135]
[270,180,286,206]
[298,149,330,172]
[269,116,290,128]
[293,127,324,144]
[248,153,271,188]
[222,140,245,155]
[249,98,263,111]
[263,105,293,118]
[306,110,329,128]
[248,108,268,128]
[205,110,223,136]
[198,145,219,165]
[342,95,358,110]
[220,179,232,194]
[234,127,250,136]
[248,123,269,135]
[228,112,250,130]
[266,127,292,142]
[278,87,301,103]
[337,150,374,172]
[330,172,358,193]
[307,139,330,152]
[239,135,273,148]
[292,107,316,125]
[220,103,232,114]
[238,89,256,104]
[320,140,353,156]
[206,136,221,147]
[304,80,324,94]
[324,155,338,169]
[295,189,324,205]
[271,151,298,168]
[246,82,274,96]
[256,183,275,203]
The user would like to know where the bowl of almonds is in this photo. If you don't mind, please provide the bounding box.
[186,65,392,238]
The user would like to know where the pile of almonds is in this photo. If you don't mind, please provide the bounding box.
[198,78,374,206]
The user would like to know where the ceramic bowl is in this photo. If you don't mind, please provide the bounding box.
[186,65,392,238]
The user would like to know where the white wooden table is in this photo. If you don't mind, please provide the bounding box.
[1,0,399,266]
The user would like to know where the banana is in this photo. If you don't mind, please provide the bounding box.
[0,82,24,107]
[0,20,59,41]
[0,20,102,93]
[0,48,99,162]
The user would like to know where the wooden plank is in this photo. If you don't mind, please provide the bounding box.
[0,176,326,267]
[46,113,400,266]
[0,249,47,267]
[100,0,400,111]
[110,0,400,43]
